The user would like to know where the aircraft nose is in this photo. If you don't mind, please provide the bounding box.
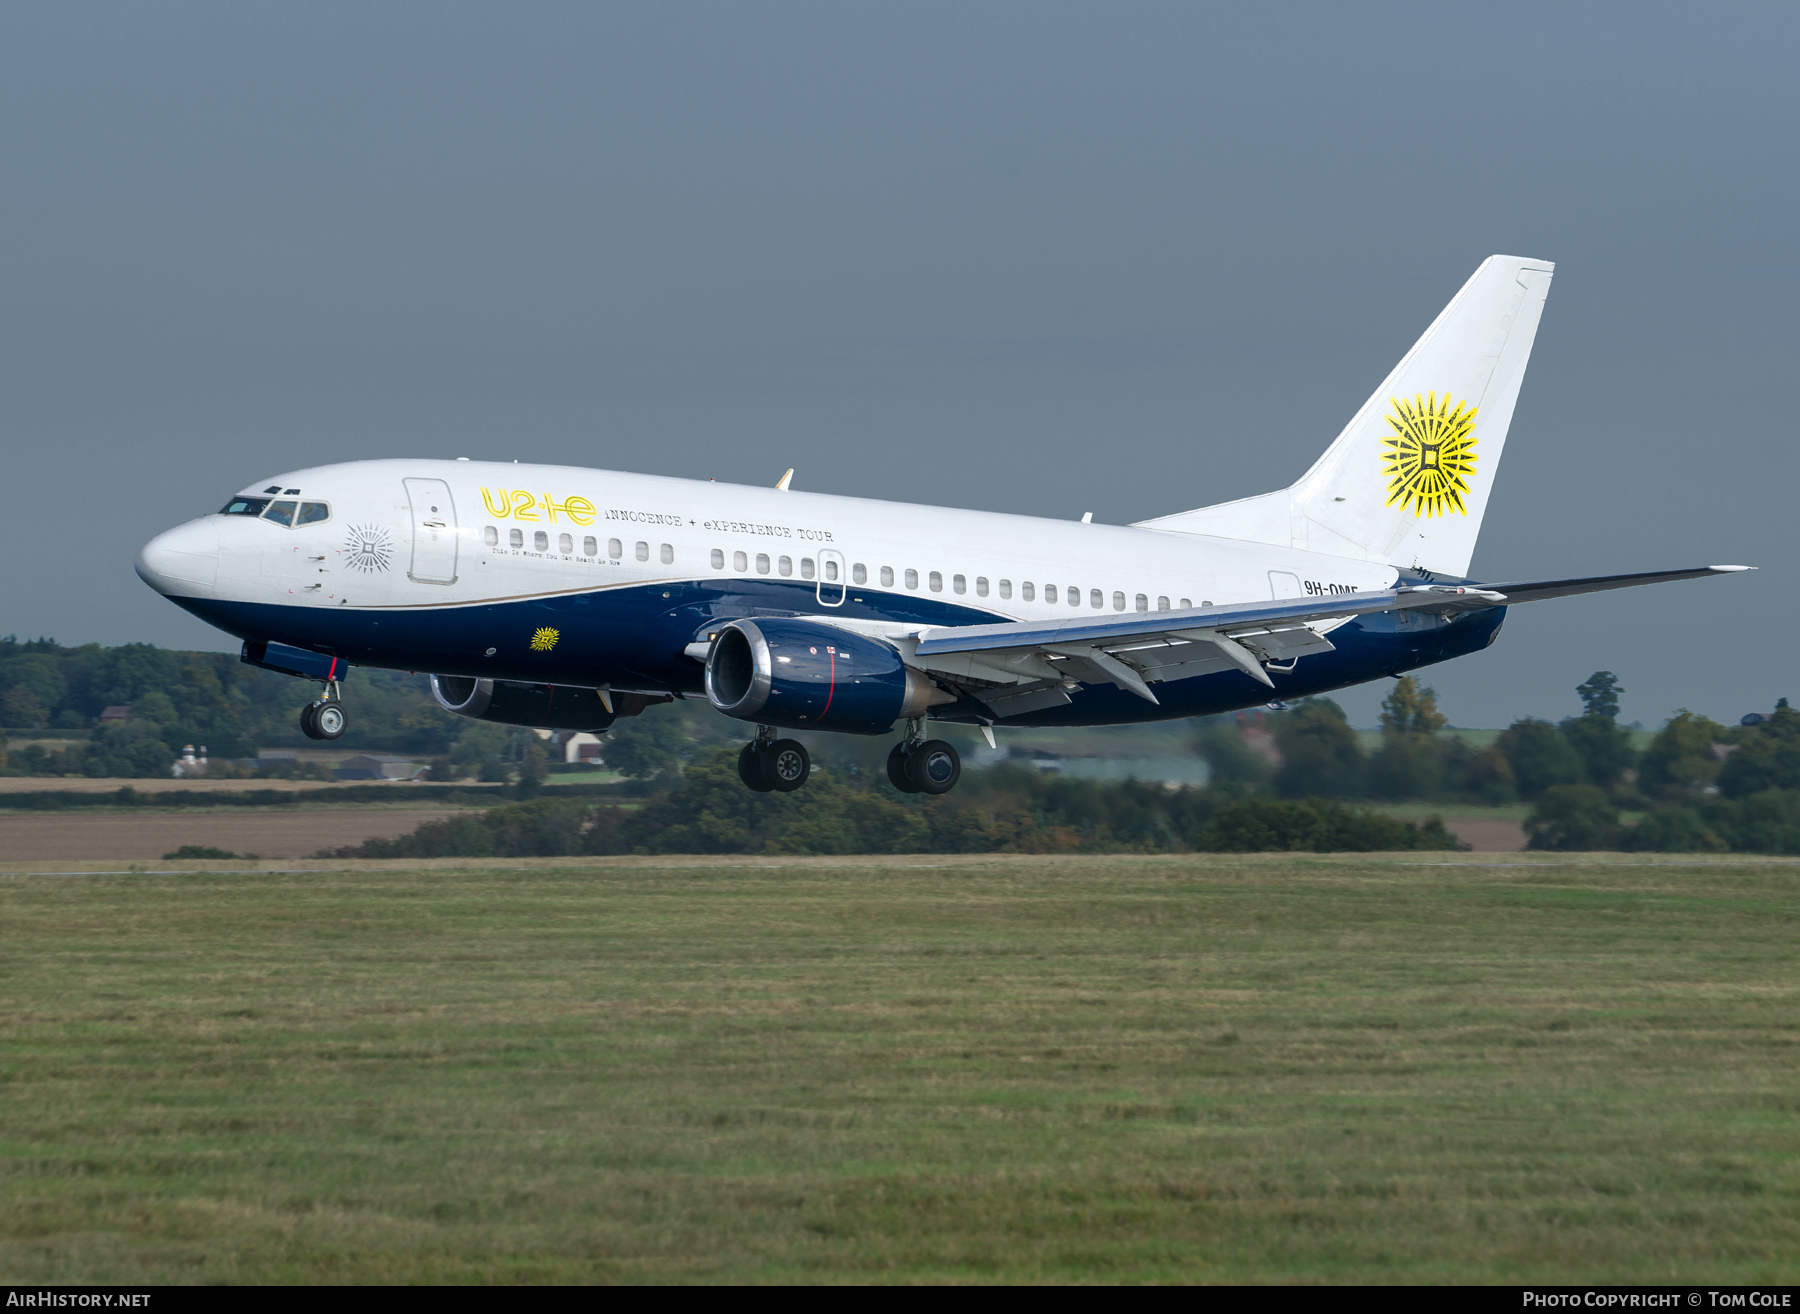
[136,518,221,594]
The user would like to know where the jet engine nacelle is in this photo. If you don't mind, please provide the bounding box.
[704,618,937,735]
[430,675,617,732]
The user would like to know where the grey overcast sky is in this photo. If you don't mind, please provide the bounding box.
[2,2,1794,728]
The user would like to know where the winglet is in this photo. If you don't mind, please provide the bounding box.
[775,469,794,491]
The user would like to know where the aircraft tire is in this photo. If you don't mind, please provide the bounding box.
[738,742,775,792]
[767,739,810,792]
[886,742,920,793]
[907,739,961,795]
[314,700,348,741]
[299,702,325,741]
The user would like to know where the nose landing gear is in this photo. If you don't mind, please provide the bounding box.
[886,721,961,795]
[738,727,810,792]
[299,679,349,741]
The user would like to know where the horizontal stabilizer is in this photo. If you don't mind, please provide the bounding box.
[1473,565,1752,605]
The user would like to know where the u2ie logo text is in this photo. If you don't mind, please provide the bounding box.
[480,488,597,525]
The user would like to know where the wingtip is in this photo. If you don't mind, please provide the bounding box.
[1710,564,1755,572]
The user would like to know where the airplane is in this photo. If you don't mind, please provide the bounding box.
[135,255,1750,795]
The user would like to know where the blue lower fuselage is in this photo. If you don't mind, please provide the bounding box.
[167,578,1504,729]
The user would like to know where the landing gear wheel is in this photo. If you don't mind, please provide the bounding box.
[766,739,810,792]
[887,742,920,793]
[313,699,348,740]
[907,739,961,795]
[299,702,324,740]
[738,742,775,792]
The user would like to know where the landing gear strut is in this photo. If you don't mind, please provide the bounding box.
[299,678,348,741]
[738,726,810,792]
[886,719,961,795]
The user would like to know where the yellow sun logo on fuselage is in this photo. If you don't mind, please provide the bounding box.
[1381,392,1478,518]
[530,627,560,652]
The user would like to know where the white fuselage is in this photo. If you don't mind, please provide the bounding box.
[144,457,1400,620]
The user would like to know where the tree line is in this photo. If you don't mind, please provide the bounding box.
[6,634,1793,854]
[0,634,702,780]
[1198,672,1800,852]
[322,752,1458,858]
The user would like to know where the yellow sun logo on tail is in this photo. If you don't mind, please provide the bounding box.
[1380,392,1479,518]
[529,627,560,652]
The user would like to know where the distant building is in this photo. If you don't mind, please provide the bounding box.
[171,744,210,777]
[332,753,426,781]
[98,705,131,724]
[552,730,605,765]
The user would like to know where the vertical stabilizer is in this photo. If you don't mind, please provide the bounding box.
[1135,255,1554,578]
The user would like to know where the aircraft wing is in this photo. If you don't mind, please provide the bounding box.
[900,564,1751,717]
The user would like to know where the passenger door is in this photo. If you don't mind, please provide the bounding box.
[405,478,459,585]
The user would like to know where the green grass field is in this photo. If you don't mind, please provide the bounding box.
[3,854,1797,1284]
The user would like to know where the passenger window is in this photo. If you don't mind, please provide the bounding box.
[928,571,942,592]
[825,559,839,581]
[1044,584,1057,603]
[853,563,867,585]
[998,579,1011,599]
[711,548,725,570]
[801,558,816,580]
[484,526,498,547]
[263,500,297,527]
[635,541,649,561]
[220,497,271,516]
[559,533,573,554]
[509,528,524,549]
[880,566,894,587]
[1073,588,1085,608]
[534,531,549,552]
[609,538,623,559]
[778,555,793,576]
[1021,581,1034,601]
[584,537,597,556]
[661,543,674,564]
[1202,600,1212,607]
[756,553,771,574]
[1135,593,1148,612]
[297,502,330,526]
[1157,595,1170,611]
[975,577,988,597]
[1113,591,1126,611]
[1181,597,1193,608]
[734,551,748,571]
[952,574,966,594]
[905,569,919,590]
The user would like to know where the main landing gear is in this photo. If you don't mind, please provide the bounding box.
[887,720,961,795]
[299,679,348,742]
[738,727,811,792]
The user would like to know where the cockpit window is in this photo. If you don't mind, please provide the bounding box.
[296,501,330,526]
[221,497,271,516]
[263,500,297,527]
